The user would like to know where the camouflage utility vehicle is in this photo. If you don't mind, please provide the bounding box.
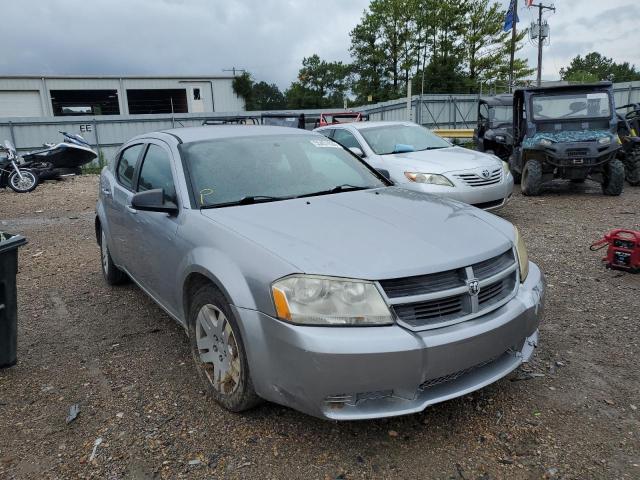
[510,82,623,196]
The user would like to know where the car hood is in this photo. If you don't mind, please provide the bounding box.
[523,129,613,147]
[201,187,514,280]
[383,146,501,173]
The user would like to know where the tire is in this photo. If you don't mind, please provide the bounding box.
[625,147,640,186]
[99,228,128,285]
[521,160,543,196]
[602,159,625,196]
[8,169,39,193]
[188,284,261,412]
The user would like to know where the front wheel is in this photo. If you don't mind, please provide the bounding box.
[188,284,261,412]
[8,169,39,193]
[602,159,624,195]
[521,160,543,196]
[625,147,640,186]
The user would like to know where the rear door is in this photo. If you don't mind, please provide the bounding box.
[108,143,145,267]
[128,140,181,314]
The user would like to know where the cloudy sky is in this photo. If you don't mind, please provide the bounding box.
[0,0,637,88]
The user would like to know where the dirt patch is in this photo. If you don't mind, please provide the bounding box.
[1,175,639,479]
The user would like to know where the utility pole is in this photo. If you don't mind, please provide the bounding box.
[530,3,556,86]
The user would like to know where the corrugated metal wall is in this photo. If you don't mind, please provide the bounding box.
[2,81,640,165]
[0,76,244,117]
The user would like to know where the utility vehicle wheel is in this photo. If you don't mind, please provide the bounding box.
[521,160,543,196]
[188,284,261,412]
[8,169,38,193]
[100,228,127,285]
[602,159,624,196]
[625,148,640,186]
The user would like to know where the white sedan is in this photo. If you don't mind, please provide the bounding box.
[315,121,514,210]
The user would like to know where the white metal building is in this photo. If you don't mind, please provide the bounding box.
[0,75,244,118]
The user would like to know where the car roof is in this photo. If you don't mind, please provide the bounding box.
[131,125,315,144]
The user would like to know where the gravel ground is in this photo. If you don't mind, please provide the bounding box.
[0,175,639,479]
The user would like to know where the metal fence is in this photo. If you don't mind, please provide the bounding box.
[2,81,640,165]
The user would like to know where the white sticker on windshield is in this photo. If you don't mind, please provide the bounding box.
[310,139,341,148]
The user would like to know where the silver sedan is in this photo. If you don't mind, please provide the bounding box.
[96,126,544,420]
[315,121,514,210]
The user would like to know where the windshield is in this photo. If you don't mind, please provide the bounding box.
[359,124,450,155]
[180,134,386,208]
[489,105,512,127]
[531,92,611,121]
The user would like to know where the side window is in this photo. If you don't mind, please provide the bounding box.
[137,145,177,202]
[117,144,144,190]
[333,129,362,149]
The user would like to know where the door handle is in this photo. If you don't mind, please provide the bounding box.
[101,188,111,196]
[126,205,137,214]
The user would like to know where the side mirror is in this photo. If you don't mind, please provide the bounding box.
[348,146,365,157]
[131,189,178,215]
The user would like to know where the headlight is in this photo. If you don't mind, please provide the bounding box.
[502,161,510,174]
[271,275,393,326]
[514,227,529,282]
[495,135,506,142]
[598,136,611,145]
[538,138,554,147]
[404,172,454,187]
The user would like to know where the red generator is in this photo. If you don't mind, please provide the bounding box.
[590,229,640,273]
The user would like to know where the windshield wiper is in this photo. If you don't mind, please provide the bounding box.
[296,184,371,198]
[201,195,291,209]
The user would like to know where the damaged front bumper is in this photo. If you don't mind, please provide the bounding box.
[235,262,545,420]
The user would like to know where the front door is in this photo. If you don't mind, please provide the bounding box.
[108,143,145,268]
[128,141,182,316]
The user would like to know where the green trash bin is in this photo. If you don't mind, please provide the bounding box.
[0,232,27,368]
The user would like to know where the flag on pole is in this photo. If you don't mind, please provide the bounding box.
[503,0,519,31]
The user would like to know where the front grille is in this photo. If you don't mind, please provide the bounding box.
[381,249,517,330]
[567,148,589,158]
[392,295,465,328]
[380,269,465,298]
[471,199,504,210]
[419,353,504,390]
[455,167,502,187]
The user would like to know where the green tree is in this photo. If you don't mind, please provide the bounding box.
[252,81,286,110]
[231,72,254,109]
[560,52,640,82]
[285,55,352,108]
[463,0,532,83]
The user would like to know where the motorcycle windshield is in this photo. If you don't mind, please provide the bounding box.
[4,140,15,152]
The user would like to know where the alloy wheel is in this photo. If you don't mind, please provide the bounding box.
[195,304,241,395]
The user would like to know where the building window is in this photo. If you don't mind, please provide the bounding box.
[127,89,188,115]
[50,90,120,116]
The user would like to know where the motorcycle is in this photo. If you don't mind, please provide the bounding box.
[0,140,39,193]
[20,131,97,180]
